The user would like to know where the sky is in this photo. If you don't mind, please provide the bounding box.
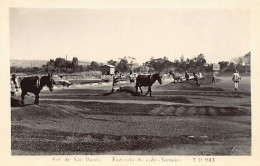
[9,8,250,64]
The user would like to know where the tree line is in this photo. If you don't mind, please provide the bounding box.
[10,52,250,74]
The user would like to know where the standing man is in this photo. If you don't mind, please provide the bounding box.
[112,71,120,92]
[211,72,216,83]
[232,70,241,90]
[185,71,190,81]
[193,72,200,86]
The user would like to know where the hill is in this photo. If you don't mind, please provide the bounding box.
[10,59,48,68]
[10,59,93,68]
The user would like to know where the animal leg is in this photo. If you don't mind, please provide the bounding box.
[34,94,39,105]
[145,87,150,96]
[139,87,143,94]
[21,92,26,105]
[149,86,152,97]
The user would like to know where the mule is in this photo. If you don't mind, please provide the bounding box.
[20,73,54,105]
[169,71,181,83]
[135,73,162,97]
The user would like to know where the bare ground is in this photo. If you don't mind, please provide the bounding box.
[11,76,251,155]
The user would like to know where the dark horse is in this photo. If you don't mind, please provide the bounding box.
[20,73,54,105]
[169,71,181,83]
[135,73,162,97]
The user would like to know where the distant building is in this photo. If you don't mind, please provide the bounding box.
[100,65,115,75]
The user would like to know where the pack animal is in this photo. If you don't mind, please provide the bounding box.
[20,73,54,105]
[169,71,181,83]
[135,73,162,97]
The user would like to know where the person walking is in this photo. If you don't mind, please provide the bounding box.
[232,70,241,90]
[185,71,190,81]
[112,71,120,92]
[211,72,216,83]
[193,72,200,86]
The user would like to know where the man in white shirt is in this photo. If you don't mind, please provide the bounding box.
[232,70,241,90]
[112,71,121,92]
[193,72,200,86]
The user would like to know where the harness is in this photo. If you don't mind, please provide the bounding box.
[36,77,40,88]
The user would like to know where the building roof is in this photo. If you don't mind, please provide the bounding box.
[101,64,115,68]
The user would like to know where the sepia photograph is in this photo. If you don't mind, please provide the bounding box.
[9,7,251,156]
[1,0,260,165]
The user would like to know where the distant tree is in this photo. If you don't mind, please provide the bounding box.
[204,64,213,72]
[42,59,55,73]
[31,67,40,73]
[227,62,236,72]
[244,52,251,73]
[90,61,100,71]
[179,55,187,70]
[107,59,117,66]
[244,52,251,66]
[146,57,173,72]
[185,58,191,70]
[133,67,140,73]
[173,59,181,68]
[218,61,229,71]
[233,57,244,66]
[54,58,66,68]
[189,59,195,69]
[72,57,79,72]
[10,66,18,73]
[78,65,85,72]
[196,54,206,67]
[231,51,251,74]
[127,56,137,70]
[116,59,129,73]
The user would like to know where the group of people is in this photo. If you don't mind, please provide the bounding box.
[10,69,242,97]
[185,70,241,90]
[185,71,200,86]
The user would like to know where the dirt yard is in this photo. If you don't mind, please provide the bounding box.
[11,76,251,155]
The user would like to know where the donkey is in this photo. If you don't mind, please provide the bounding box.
[20,73,54,105]
[135,73,162,97]
[169,71,181,83]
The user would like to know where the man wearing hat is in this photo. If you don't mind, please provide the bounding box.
[193,72,200,86]
[232,69,241,90]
